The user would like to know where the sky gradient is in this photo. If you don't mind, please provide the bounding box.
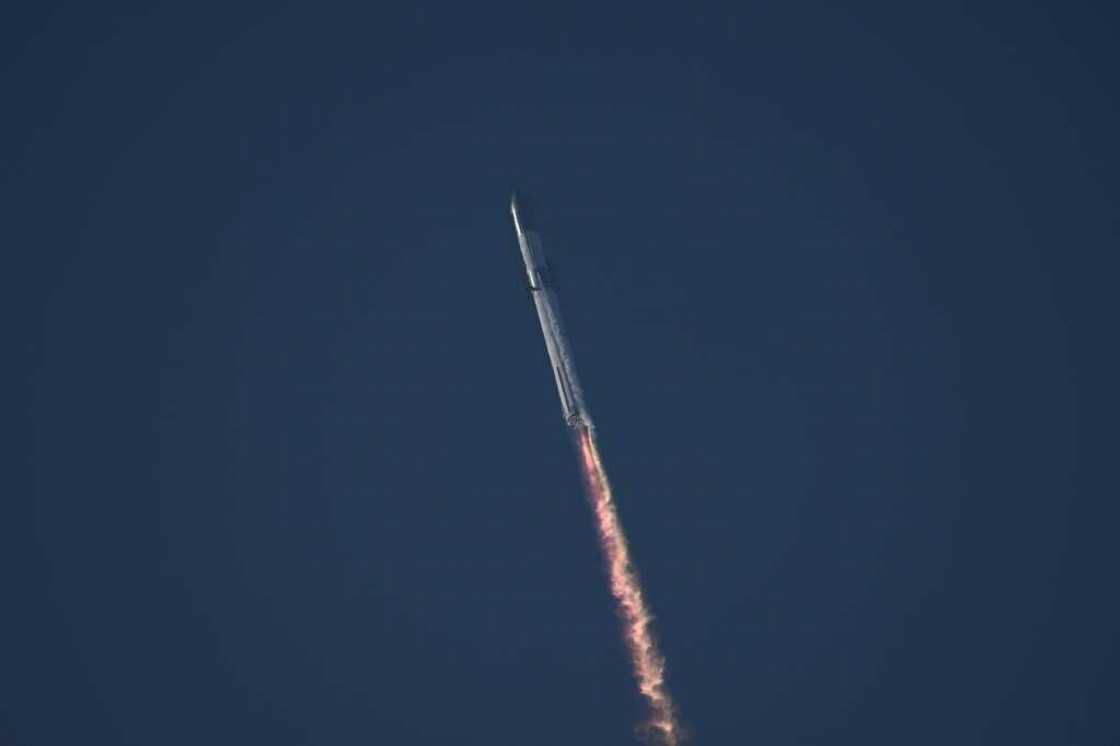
[13,3,1116,744]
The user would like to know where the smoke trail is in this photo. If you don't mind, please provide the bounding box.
[575,426,682,745]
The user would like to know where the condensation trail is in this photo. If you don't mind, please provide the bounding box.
[576,427,681,745]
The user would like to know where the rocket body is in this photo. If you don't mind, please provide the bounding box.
[510,193,593,430]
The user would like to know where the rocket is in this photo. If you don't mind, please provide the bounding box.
[510,192,593,431]
[511,195,682,744]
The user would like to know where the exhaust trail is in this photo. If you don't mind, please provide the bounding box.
[509,193,684,743]
[576,425,681,745]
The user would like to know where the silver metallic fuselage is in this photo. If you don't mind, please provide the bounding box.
[510,194,592,430]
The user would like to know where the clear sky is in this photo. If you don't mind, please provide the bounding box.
[12,3,1115,744]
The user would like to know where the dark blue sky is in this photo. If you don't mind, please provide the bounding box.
[12,3,1115,744]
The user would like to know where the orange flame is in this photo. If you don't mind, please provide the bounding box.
[576,427,681,745]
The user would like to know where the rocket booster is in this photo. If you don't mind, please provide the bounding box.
[510,193,593,431]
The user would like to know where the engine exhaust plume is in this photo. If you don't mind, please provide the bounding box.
[576,426,682,745]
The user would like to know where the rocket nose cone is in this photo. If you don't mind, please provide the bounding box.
[510,191,537,229]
